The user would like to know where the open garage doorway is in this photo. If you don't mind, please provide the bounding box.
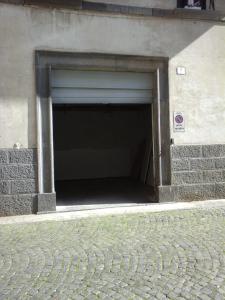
[51,69,156,210]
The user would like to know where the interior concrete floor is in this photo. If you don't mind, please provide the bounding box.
[55,178,156,211]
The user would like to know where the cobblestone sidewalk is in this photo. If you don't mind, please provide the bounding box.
[1,208,225,299]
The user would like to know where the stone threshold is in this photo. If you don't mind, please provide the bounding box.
[1,199,225,225]
[0,0,224,22]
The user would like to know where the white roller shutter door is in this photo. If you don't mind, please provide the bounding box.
[51,69,153,104]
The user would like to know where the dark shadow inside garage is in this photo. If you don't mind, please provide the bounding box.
[53,104,156,208]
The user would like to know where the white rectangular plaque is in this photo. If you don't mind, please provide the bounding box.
[174,112,185,132]
[176,67,186,75]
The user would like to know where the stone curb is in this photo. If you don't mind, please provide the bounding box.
[0,199,225,225]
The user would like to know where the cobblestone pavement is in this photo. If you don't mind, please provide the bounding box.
[1,209,225,300]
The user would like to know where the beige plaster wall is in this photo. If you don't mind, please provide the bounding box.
[0,3,224,148]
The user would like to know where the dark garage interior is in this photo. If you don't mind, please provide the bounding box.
[53,104,156,208]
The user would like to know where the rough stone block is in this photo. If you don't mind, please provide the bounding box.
[174,185,203,202]
[172,172,203,185]
[0,165,18,179]
[172,179,223,201]
[0,150,8,164]
[171,159,189,171]
[215,183,225,199]
[18,165,36,179]
[201,184,215,200]
[0,194,37,217]
[11,180,37,194]
[190,159,215,170]
[202,144,225,158]
[0,181,10,194]
[203,170,225,183]
[8,149,37,164]
[38,193,56,212]
[0,165,36,180]
[215,158,225,169]
[171,145,202,159]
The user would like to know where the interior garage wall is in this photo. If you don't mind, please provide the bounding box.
[53,106,151,180]
[0,3,224,148]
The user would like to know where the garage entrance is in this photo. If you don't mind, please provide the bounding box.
[51,69,156,208]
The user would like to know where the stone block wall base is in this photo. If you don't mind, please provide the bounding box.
[0,148,38,195]
[158,183,225,203]
[37,193,56,213]
[0,194,37,216]
[166,144,225,202]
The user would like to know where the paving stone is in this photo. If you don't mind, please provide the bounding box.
[0,208,225,299]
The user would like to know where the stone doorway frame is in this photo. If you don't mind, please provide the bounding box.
[35,51,171,213]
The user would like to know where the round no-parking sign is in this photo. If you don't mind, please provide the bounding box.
[174,112,185,132]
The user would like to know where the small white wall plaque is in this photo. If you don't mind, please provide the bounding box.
[176,67,186,75]
[174,112,185,132]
